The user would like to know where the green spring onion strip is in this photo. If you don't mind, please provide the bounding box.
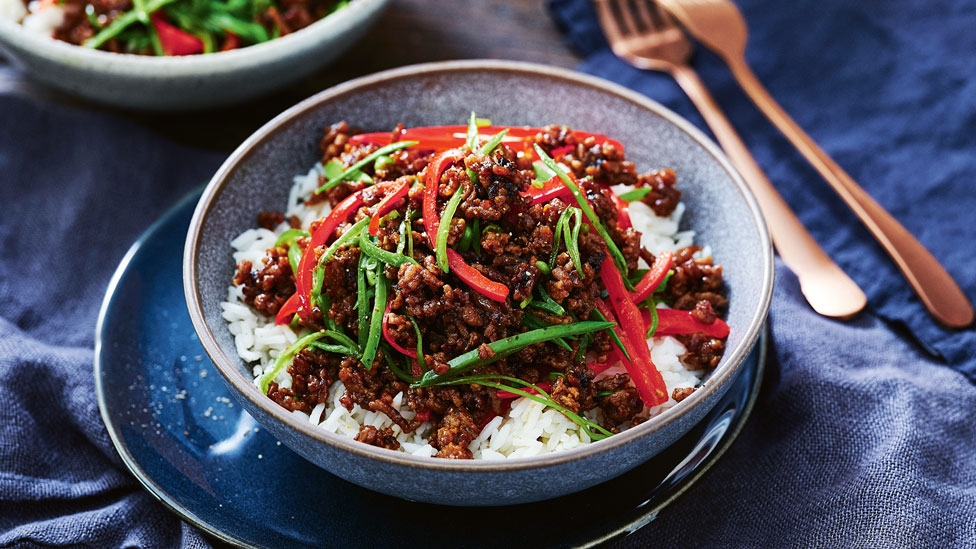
[407,314,427,372]
[459,224,474,252]
[466,111,478,151]
[383,342,420,383]
[591,308,632,362]
[435,182,467,273]
[257,331,327,393]
[550,208,567,268]
[535,260,551,276]
[360,232,418,267]
[574,331,594,363]
[522,314,572,352]
[467,128,509,185]
[533,160,556,181]
[356,253,370,348]
[360,273,387,369]
[414,321,614,387]
[529,288,565,316]
[396,208,409,256]
[374,155,394,172]
[132,0,149,23]
[323,158,370,184]
[655,270,674,293]
[84,0,179,49]
[308,342,359,356]
[319,329,359,352]
[275,229,309,278]
[618,187,654,202]
[645,298,660,338]
[534,144,630,279]
[478,129,508,155]
[433,374,613,441]
[565,208,584,278]
[311,217,369,326]
[274,228,308,248]
[316,141,417,194]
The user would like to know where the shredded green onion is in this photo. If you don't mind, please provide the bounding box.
[311,217,369,318]
[435,183,466,273]
[465,111,478,151]
[414,320,614,387]
[618,187,654,202]
[257,331,327,393]
[360,273,387,369]
[360,232,417,267]
[356,253,370,348]
[316,141,417,194]
[534,144,630,279]
[434,374,613,440]
[407,314,427,372]
[84,0,179,50]
[591,308,632,362]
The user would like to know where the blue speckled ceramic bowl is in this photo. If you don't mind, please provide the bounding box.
[0,0,388,110]
[184,60,773,506]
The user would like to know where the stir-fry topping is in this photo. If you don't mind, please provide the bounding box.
[232,114,731,457]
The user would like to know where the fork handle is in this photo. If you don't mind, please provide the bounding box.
[725,57,973,328]
[670,65,866,319]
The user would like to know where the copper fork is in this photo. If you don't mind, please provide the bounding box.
[657,0,974,328]
[594,0,866,319]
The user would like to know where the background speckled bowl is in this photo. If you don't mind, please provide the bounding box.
[0,0,388,110]
[184,60,774,506]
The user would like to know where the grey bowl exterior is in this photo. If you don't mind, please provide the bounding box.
[0,0,388,110]
[184,60,773,506]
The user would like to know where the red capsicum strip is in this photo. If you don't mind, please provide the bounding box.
[381,302,417,358]
[220,31,239,52]
[423,148,465,247]
[609,192,633,231]
[349,126,625,155]
[600,256,668,406]
[151,13,204,56]
[523,174,574,205]
[274,292,301,325]
[369,178,410,236]
[293,190,365,322]
[588,346,622,375]
[497,381,553,399]
[446,249,509,302]
[631,252,674,304]
[641,308,731,339]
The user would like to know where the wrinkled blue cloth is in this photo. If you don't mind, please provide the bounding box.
[1,0,975,543]
[547,0,976,546]
[0,94,224,547]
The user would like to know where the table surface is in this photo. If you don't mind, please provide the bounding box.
[0,0,579,151]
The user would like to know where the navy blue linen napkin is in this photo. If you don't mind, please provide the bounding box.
[550,0,976,373]
[0,94,224,546]
[547,0,976,546]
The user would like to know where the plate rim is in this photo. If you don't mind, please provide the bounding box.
[95,188,767,547]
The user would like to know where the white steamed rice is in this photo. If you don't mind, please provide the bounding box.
[221,163,710,459]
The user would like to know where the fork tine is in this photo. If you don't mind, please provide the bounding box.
[610,0,639,35]
[594,0,626,43]
[634,0,659,31]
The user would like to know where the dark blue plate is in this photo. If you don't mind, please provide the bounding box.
[95,188,766,548]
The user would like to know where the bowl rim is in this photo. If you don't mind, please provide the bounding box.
[183,59,774,472]
[0,0,387,73]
